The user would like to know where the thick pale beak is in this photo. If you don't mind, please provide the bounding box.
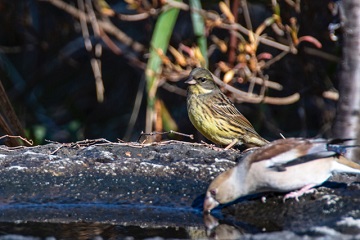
[203,195,219,213]
[185,77,196,85]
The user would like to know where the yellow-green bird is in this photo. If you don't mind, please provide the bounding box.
[185,67,269,148]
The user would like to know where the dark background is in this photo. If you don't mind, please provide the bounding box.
[0,0,342,144]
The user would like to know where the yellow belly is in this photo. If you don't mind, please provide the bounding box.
[187,96,237,145]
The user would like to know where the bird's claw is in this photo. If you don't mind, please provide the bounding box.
[283,184,317,202]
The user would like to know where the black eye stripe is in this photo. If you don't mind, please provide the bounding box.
[198,77,207,82]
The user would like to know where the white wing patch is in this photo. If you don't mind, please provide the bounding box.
[266,149,304,167]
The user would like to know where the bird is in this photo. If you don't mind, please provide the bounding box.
[185,67,269,149]
[203,138,360,212]
[203,214,244,239]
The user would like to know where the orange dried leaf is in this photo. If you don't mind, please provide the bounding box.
[219,1,235,23]
[154,99,163,141]
[193,47,205,66]
[223,70,235,84]
[244,44,255,54]
[255,17,275,36]
[238,42,245,52]
[218,61,231,72]
[168,46,187,66]
[249,57,258,72]
[237,54,247,63]
[210,35,227,53]
[125,0,139,10]
[255,23,267,37]
[125,151,131,157]
[154,48,171,66]
[101,8,115,16]
[248,31,255,44]
[97,0,116,17]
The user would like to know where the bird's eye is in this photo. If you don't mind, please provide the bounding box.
[198,77,207,83]
[210,189,217,196]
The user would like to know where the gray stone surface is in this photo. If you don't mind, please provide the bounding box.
[0,141,359,239]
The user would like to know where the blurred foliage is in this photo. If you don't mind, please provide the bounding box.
[145,0,180,135]
[0,0,342,145]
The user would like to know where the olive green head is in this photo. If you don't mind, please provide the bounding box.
[185,68,219,95]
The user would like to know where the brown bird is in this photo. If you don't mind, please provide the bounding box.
[203,138,360,212]
[185,67,268,149]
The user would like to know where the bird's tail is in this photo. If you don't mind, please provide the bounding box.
[333,155,360,174]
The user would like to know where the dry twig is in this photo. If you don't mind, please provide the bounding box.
[137,130,194,143]
[0,135,33,146]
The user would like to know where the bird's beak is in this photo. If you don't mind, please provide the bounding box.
[185,77,196,85]
[203,195,219,213]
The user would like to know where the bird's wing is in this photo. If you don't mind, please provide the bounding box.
[210,91,256,131]
[245,138,330,168]
[248,138,310,162]
[268,151,337,172]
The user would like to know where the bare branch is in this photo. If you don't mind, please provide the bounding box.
[0,135,33,146]
[44,0,145,52]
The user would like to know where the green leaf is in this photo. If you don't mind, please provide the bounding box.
[189,0,208,67]
[145,1,181,132]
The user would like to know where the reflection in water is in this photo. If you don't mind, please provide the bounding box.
[0,215,253,239]
[0,203,209,239]
[0,222,190,239]
[203,214,244,240]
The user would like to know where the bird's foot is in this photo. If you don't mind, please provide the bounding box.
[283,184,317,202]
[224,139,238,150]
[200,141,223,151]
[212,146,227,151]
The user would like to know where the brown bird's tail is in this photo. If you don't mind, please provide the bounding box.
[246,135,269,148]
[333,155,360,174]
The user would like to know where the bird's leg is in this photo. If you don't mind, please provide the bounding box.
[224,139,238,150]
[283,184,317,202]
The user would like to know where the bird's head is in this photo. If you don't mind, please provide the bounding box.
[203,167,240,212]
[185,68,219,95]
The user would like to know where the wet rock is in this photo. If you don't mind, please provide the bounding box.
[0,142,237,206]
[0,141,359,239]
